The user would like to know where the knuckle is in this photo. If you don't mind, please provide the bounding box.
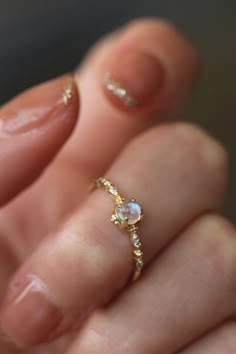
[169,122,228,189]
[131,122,228,175]
[173,122,227,167]
[177,123,228,206]
[195,214,236,287]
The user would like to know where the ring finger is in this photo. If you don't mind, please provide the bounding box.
[0,122,227,347]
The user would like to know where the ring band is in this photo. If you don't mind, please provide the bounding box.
[90,177,144,282]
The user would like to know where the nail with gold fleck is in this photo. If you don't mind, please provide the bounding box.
[105,73,138,107]
[103,51,165,109]
[0,74,77,137]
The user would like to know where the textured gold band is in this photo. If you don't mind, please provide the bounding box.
[90,177,144,282]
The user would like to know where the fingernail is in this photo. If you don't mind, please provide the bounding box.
[103,51,164,109]
[0,74,77,137]
[0,274,63,347]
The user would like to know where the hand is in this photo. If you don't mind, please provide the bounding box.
[0,19,233,354]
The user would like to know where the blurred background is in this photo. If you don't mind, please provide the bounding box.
[0,0,235,219]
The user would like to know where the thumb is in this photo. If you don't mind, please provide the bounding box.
[0,74,79,206]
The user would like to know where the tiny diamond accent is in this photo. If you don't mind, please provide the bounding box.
[133,238,141,248]
[136,259,144,270]
[104,180,111,188]
[99,177,106,184]
[109,186,118,196]
[132,233,139,240]
[111,214,117,221]
[134,249,143,257]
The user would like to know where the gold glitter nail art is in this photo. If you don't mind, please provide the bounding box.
[61,75,76,105]
[105,73,138,107]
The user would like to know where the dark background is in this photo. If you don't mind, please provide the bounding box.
[0,0,235,219]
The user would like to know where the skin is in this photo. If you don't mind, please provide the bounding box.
[0,18,233,353]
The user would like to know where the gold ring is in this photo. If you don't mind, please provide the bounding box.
[90,177,144,282]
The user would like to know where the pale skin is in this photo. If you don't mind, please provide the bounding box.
[0,18,234,353]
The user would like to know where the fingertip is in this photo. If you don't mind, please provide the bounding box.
[125,17,201,67]
[97,18,201,118]
[0,74,80,205]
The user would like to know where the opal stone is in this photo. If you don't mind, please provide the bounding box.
[117,201,142,225]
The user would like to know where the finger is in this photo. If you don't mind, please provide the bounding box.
[67,18,200,174]
[179,321,236,353]
[0,74,79,352]
[0,122,227,347]
[4,19,201,249]
[0,18,200,259]
[66,215,236,354]
[0,75,79,206]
